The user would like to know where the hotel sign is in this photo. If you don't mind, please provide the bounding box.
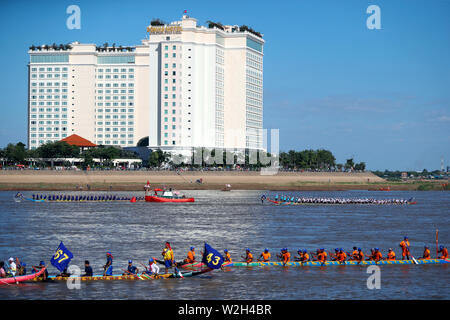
[147,25,182,34]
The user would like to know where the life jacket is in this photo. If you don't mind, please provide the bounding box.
[317,252,325,262]
[261,252,270,262]
[357,251,364,261]
[225,252,232,262]
[302,253,309,261]
[387,251,396,260]
[187,250,195,263]
[423,249,431,259]
[441,248,449,259]
[400,240,410,253]
[374,251,383,261]
[337,252,346,262]
[246,253,253,263]
[163,248,174,261]
[282,252,291,263]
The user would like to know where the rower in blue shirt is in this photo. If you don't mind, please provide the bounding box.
[123,260,138,275]
[103,251,113,276]
[82,260,93,277]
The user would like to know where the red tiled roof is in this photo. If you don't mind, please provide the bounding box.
[60,134,97,147]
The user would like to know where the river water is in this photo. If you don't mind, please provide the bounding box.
[0,190,448,299]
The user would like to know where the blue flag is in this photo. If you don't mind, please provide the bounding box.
[50,242,73,272]
[202,242,224,269]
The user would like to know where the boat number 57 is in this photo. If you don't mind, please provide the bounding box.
[53,249,69,263]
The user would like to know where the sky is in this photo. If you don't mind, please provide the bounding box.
[0,0,449,171]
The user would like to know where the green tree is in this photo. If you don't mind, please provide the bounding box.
[5,142,27,164]
[148,149,169,167]
[345,158,355,171]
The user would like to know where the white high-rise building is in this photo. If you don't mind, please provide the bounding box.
[27,15,264,152]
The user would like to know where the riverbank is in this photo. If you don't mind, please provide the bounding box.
[0,170,447,191]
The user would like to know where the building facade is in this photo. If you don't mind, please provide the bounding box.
[28,15,264,152]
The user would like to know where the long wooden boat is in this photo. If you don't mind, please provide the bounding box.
[267,198,416,206]
[227,259,449,267]
[31,268,212,282]
[0,267,46,284]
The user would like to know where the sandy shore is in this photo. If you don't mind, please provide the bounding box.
[0,170,411,191]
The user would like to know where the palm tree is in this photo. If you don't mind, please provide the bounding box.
[126,47,132,52]
[95,46,101,52]
[43,44,50,51]
[118,45,123,52]
[36,46,42,51]
[29,45,36,51]
[111,43,116,52]
[103,42,108,52]
[65,43,72,50]
[52,43,57,50]
[58,44,64,51]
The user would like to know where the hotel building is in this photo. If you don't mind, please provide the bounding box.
[27,15,264,152]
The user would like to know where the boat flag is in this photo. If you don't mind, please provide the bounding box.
[202,242,224,269]
[50,241,73,272]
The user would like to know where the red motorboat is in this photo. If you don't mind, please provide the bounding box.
[144,188,194,203]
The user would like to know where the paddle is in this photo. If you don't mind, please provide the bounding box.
[405,243,418,264]
[121,268,140,279]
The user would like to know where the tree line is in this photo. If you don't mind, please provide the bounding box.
[0,141,138,168]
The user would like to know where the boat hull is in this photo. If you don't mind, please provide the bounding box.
[31,268,211,282]
[0,267,46,284]
[145,196,194,202]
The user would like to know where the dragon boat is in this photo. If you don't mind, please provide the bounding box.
[31,268,212,282]
[0,267,46,285]
[266,198,416,206]
[227,259,449,267]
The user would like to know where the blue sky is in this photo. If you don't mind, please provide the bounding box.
[0,0,449,171]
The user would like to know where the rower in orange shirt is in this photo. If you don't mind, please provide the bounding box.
[258,248,271,262]
[399,236,411,260]
[317,248,327,264]
[349,247,359,260]
[185,247,196,264]
[386,248,396,260]
[301,250,310,262]
[422,246,431,260]
[373,248,383,262]
[355,248,364,262]
[223,249,232,263]
[336,248,347,263]
[438,246,448,259]
[243,248,253,263]
[281,248,291,264]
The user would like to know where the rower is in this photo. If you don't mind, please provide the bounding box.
[294,249,303,261]
[281,248,291,264]
[185,247,196,264]
[373,248,383,262]
[387,248,396,261]
[103,251,113,276]
[259,248,271,262]
[422,246,431,260]
[301,250,310,262]
[350,247,359,260]
[367,248,376,261]
[438,245,448,259]
[59,267,71,277]
[331,248,339,261]
[162,242,175,274]
[243,249,253,263]
[317,248,327,263]
[336,249,347,263]
[399,236,411,260]
[0,261,6,278]
[143,258,160,276]
[124,260,138,275]
[224,249,232,263]
[33,261,48,280]
[7,257,16,276]
[82,260,93,277]
[356,248,364,262]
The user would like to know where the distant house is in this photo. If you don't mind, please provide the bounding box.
[60,134,97,152]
